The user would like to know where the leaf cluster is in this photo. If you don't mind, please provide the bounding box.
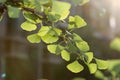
[0,0,108,74]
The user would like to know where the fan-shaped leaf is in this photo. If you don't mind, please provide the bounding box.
[27,34,41,43]
[21,21,37,31]
[73,33,83,42]
[95,70,105,79]
[74,16,87,28]
[67,61,84,73]
[38,26,51,36]
[61,50,70,61]
[8,6,20,18]
[52,1,71,20]
[47,44,64,55]
[110,38,120,52]
[76,41,90,52]
[84,52,93,63]
[95,58,108,69]
[41,34,58,43]
[47,12,61,22]
[23,11,42,24]
[88,63,97,74]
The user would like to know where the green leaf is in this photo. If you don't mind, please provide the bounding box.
[76,41,90,52]
[38,26,51,36]
[23,11,42,24]
[66,42,78,53]
[38,26,62,36]
[52,1,71,20]
[47,12,61,22]
[7,6,20,18]
[34,0,43,12]
[95,70,105,79]
[84,52,93,63]
[74,16,87,28]
[61,50,70,61]
[73,33,83,42]
[67,61,84,73]
[0,0,6,3]
[41,34,59,43]
[110,38,120,52]
[21,21,37,31]
[47,44,64,55]
[68,16,87,29]
[87,63,97,74]
[95,58,108,70]
[27,34,41,43]
[38,26,62,43]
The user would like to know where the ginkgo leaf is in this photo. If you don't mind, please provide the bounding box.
[87,63,97,74]
[76,41,90,52]
[110,38,120,52]
[8,5,20,18]
[23,11,42,24]
[47,12,61,22]
[61,50,70,61]
[68,16,87,29]
[95,70,105,79]
[21,21,37,31]
[74,16,87,28]
[41,34,58,43]
[73,33,83,42]
[84,52,93,63]
[52,1,71,20]
[27,34,41,43]
[67,61,84,73]
[47,44,64,55]
[38,26,62,43]
[38,26,51,36]
[95,58,108,70]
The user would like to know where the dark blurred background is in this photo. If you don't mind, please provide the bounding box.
[0,0,120,80]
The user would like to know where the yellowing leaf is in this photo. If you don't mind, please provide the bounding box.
[61,50,70,61]
[27,34,41,43]
[21,21,37,31]
[95,58,108,70]
[67,61,84,73]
